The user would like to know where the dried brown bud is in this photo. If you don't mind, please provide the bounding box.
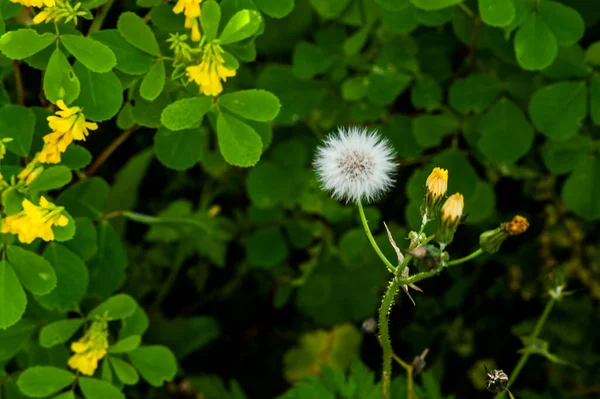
[503,215,529,235]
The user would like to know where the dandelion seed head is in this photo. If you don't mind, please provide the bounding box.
[313,126,396,203]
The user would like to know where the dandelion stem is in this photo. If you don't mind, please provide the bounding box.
[494,297,556,399]
[357,201,396,274]
[446,248,484,266]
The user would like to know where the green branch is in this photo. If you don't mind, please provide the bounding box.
[358,201,396,274]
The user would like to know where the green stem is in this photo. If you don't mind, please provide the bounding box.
[358,201,396,274]
[494,298,556,399]
[447,248,484,266]
[379,273,403,399]
[458,2,474,17]
[87,0,115,35]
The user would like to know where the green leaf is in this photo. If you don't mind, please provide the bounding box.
[219,90,280,122]
[27,166,72,192]
[367,70,413,105]
[128,346,177,387]
[478,0,515,27]
[52,210,76,242]
[117,12,161,56]
[591,73,600,125]
[119,306,149,339]
[60,35,116,73]
[292,42,334,79]
[73,62,122,122]
[542,45,588,80]
[341,76,368,101]
[201,1,221,41]
[448,74,502,114]
[108,335,141,354]
[44,48,80,105]
[219,10,262,44]
[254,0,294,18]
[39,319,83,348]
[585,42,600,66]
[17,366,75,398]
[410,0,462,11]
[88,221,127,297]
[0,105,35,156]
[216,113,262,167]
[2,188,25,216]
[381,1,419,34]
[38,244,88,312]
[541,135,592,174]
[79,377,125,399]
[246,227,288,268]
[247,161,293,208]
[146,317,219,360]
[410,74,442,111]
[309,0,350,18]
[7,246,56,296]
[91,30,154,75]
[0,29,55,59]
[89,294,137,320]
[538,1,584,46]
[56,177,109,219]
[413,113,459,148]
[421,371,443,399]
[514,13,558,70]
[132,90,171,128]
[477,98,534,163]
[61,144,93,170]
[0,319,36,362]
[140,60,165,101]
[154,127,205,171]
[561,156,600,220]
[110,357,139,385]
[528,81,587,140]
[160,96,213,130]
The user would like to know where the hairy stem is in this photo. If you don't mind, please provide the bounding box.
[494,298,556,399]
[358,201,396,274]
[379,275,402,399]
[86,125,138,176]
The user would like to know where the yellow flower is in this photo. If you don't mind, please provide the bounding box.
[33,6,58,24]
[426,167,448,199]
[1,197,69,244]
[173,0,202,41]
[68,319,109,376]
[436,193,464,246]
[36,100,98,164]
[10,0,54,8]
[185,16,201,42]
[186,43,236,96]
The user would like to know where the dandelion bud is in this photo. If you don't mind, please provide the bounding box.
[480,215,529,254]
[314,126,396,204]
[436,193,464,246]
[420,167,448,220]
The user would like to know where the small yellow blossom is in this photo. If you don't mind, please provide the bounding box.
[436,193,464,246]
[68,319,109,376]
[37,100,98,164]
[426,167,448,199]
[186,43,236,96]
[173,0,202,41]
[1,197,69,244]
[10,0,54,8]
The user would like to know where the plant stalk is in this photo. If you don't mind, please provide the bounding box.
[358,201,396,274]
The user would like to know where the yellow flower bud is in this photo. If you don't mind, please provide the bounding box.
[480,215,529,254]
[420,167,448,221]
[436,193,464,246]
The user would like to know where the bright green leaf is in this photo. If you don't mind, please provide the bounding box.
[309,0,350,18]
[79,377,125,399]
[254,0,294,18]
[0,261,27,329]
[219,10,262,45]
[17,366,75,398]
[219,89,280,121]
[478,0,515,27]
[7,246,56,296]
[61,144,93,170]
[109,357,139,385]
[140,60,165,101]
[160,96,213,130]
[117,12,161,56]
[91,30,154,75]
[410,0,462,11]
[39,319,83,348]
[154,127,205,170]
[27,166,72,192]
[538,1,584,46]
[201,1,221,41]
[61,35,116,73]
[514,12,558,70]
[44,48,80,105]
[0,105,35,156]
[129,346,177,387]
[108,335,141,354]
[216,113,262,167]
[73,62,123,122]
[89,294,137,320]
[0,29,55,59]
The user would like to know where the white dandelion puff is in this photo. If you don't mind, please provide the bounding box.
[313,126,396,203]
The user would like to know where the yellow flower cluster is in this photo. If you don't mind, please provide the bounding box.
[186,43,236,96]
[68,320,109,376]
[9,0,54,7]
[1,197,68,244]
[173,0,202,41]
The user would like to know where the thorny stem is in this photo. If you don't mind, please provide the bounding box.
[379,271,403,399]
[358,201,396,274]
[494,297,557,399]
[12,61,25,106]
[87,0,115,35]
[86,125,138,176]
